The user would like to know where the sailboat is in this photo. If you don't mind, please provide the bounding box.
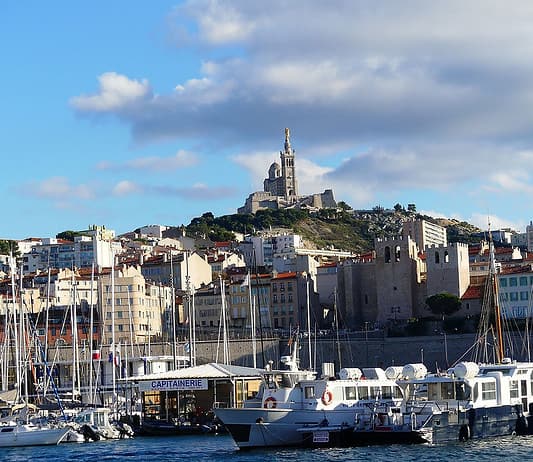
[0,256,70,447]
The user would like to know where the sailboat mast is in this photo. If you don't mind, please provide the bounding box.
[10,255,21,402]
[247,271,257,368]
[169,251,177,369]
[111,253,117,412]
[306,276,312,370]
[89,262,95,406]
[489,235,505,363]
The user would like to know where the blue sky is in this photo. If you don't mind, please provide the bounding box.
[2,1,533,240]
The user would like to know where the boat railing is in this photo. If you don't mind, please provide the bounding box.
[212,402,229,409]
[406,399,450,414]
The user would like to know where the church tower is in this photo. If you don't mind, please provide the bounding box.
[280,128,298,202]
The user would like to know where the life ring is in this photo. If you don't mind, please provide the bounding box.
[264,396,277,409]
[321,390,333,406]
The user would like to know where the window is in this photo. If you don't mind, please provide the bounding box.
[500,278,507,288]
[370,386,381,399]
[520,276,529,286]
[304,386,315,399]
[510,292,519,301]
[510,277,518,287]
[520,291,529,301]
[381,386,392,399]
[444,250,449,263]
[481,381,496,400]
[358,386,369,399]
[287,282,293,292]
[272,283,277,292]
[435,252,440,264]
[395,245,401,262]
[510,381,519,398]
[345,386,357,400]
[384,246,391,263]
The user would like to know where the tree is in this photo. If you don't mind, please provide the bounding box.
[426,293,462,317]
[56,230,83,241]
[0,240,19,256]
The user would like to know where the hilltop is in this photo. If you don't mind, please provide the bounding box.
[184,203,483,253]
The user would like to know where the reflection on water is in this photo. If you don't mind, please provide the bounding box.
[2,433,533,462]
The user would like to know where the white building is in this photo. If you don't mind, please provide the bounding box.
[22,226,120,274]
[402,218,447,251]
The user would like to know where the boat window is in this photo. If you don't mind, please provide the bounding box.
[345,386,357,400]
[522,380,527,396]
[394,387,403,399]
[370,386,381,399]
[381,386,392,399]
[455,382,471,400]
[428,383,440,400]
[358,386,369,400]
[510,381,519,398]
[1,428,14,432]
[481,381,496,400]
[304,386,315,399]
[441,382,455,400]
[280,374,295,388]
[94,412,105,427]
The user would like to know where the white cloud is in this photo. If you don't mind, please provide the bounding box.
[70,72,151,112]
[26,177,95,200]
[468,213,526,233]
[69,1,533,226]
[113,180,142,196]
[98,150,199,172]
[178,0,256,45]
[487,171,533,194]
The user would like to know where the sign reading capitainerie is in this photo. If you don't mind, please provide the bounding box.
[138,378,208,392]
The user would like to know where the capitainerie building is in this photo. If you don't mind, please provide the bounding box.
[238,128,337,214]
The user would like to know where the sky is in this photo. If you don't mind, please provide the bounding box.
[2,1,533,240]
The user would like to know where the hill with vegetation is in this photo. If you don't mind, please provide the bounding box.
[184,203,483,253]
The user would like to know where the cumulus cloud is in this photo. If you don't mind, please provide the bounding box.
[69,1,533,226]
[98,150,199,172]
[24,177,96,200]
[70,72,151,112]
[111,180,236,200]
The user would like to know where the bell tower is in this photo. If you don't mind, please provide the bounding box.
[280,128,298,202]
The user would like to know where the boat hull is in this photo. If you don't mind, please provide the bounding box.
[0,425,70,447]
[215,407,368,448]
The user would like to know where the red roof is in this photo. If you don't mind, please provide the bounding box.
[461,285,482,300]
[272,271,297,280]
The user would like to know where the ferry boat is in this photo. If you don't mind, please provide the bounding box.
[213,347,404,448]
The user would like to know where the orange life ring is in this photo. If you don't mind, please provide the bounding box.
[264,396,277,409]
[321,390,333,406]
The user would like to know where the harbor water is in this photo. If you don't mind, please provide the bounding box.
[3,434,533,462]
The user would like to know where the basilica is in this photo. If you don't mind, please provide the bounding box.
[238,128,337,214]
